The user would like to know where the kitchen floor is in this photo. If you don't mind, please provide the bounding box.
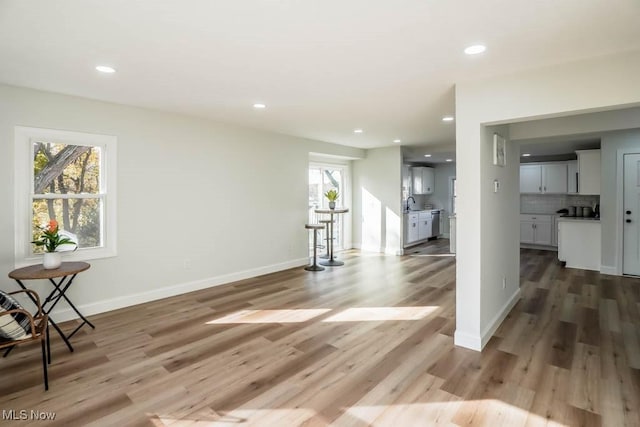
[405,238,451,256]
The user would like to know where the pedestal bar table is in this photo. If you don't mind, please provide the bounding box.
[314,208,349,267]
[8,262,93,352]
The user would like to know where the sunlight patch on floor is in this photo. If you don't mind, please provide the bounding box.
[206,309,331,324]
[322,306,438,322]
[152,399,566,426]
[342,399,568,426]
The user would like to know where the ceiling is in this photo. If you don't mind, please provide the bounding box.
[1,1,639,149]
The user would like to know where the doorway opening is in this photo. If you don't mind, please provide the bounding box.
[308,163,350,251]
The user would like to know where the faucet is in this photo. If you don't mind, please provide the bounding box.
[406,196,416,212]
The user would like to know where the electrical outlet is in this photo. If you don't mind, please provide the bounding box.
[183,259,192,270]
[502,276,506,290]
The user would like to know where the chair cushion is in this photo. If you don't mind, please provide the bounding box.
[0,291,31,341]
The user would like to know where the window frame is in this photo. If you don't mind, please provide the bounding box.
[14,126,117,267]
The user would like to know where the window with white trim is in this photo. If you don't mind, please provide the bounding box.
[15,127,117,266]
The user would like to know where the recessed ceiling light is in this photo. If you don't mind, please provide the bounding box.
[253,103,266,109]
[464,44,486,55]
[424,154,432,158]
[446,159,453,162]
[393,139,401,143]
[522,153,531,157]
[95,65,116,73]
[354,129,363,134]
[442,116,455,122]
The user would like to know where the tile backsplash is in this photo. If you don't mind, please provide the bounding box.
[521,194,600,214]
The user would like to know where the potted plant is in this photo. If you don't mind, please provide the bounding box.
[32,219,77,269]
[324,188,339,209]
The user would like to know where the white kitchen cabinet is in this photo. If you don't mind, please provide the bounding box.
[520,214,552,246]
[543,163,568,193]
[520,165,543,193]
[412,167,434,195]
[405,213,419,244]
[519,163,567,194]
[567,160,578,194]
[577,149,601,195]
[520,220,535,243]
[418,212,432,240]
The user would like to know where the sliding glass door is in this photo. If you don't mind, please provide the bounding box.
[309,163,348,250]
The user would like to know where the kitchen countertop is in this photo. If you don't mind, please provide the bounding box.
[520,212,558,215]
[404,209,442,214]
[521,212,600,221]
[557,216,600,222]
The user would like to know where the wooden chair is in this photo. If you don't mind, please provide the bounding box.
[0,289,51,390]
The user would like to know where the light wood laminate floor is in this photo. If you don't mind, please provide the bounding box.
[1,243,640,426]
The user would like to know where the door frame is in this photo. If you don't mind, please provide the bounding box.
[308,160,352,250]
[615,149,640,276]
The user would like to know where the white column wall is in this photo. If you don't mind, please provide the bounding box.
[455,49,640,350]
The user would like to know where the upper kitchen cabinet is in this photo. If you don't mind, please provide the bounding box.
[412,166,434,195]
[519,163,568,194]
[576,149,601,195]
[567,160,578,194]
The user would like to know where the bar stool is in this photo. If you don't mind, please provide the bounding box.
[305,224,325,271]
[318,219,334,259]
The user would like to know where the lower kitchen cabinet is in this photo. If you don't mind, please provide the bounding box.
[520,214,552,246]
[405,213,419,244]
[404,211,435,247]
[418,212,432,240]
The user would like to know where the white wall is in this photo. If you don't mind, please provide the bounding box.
[600,128,640,274]
[0,84,364,319]
[352,146,402,254]
[510,107,640,141]
[455,49,640,351]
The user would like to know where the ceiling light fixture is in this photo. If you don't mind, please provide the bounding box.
[446,159,453,162]
[95,65,116,73]
[354,129,363,134]
[522,153,531,157]
[253,103,266,109]
[442,116,454,122]
[393,139,401,143]
[424,154,432,158]
[464,44,486,55]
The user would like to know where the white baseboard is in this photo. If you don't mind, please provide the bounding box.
[384,247,402,256]
[454,330,482,351]
[50,257,309,322]
[600,265,618,276]
[454,287,521,352]
[481,288,521,349]
[442,233,450,239]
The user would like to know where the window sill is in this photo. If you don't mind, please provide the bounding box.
[15,248,117,269]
